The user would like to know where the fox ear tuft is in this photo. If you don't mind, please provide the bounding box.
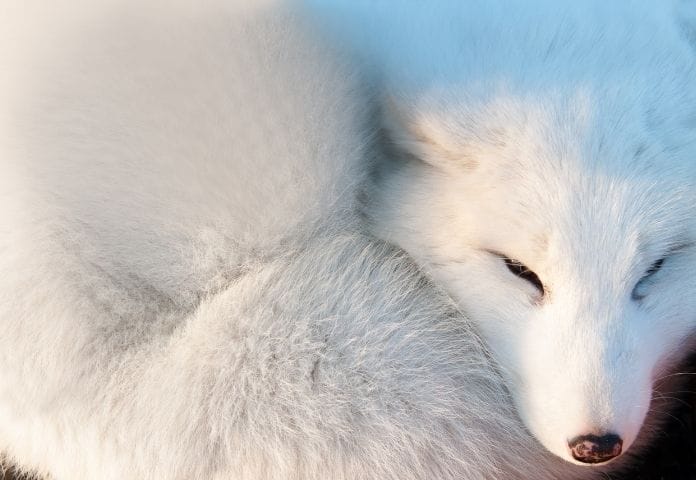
[380,97,477,171]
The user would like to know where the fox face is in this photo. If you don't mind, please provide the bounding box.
[367,86,696,465]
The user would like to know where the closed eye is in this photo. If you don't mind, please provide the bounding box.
[631,256,666,301]
[502,257,545,296]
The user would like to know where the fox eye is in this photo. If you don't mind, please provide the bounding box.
[632,257,666,301]
[502,257,545,296]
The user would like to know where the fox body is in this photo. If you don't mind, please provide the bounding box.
[3,0,696,478]
[306,0,696,467]
[0,1,605,479]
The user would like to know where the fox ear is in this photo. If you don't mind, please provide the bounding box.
[380,97,476,170]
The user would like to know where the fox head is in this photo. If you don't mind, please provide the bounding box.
[367,79,696,465]
[304,0,696,466]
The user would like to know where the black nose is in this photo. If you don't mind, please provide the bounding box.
[568,433,623,464]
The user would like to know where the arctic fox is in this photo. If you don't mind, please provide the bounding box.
[305,0,696,469]
[0,1,605,479]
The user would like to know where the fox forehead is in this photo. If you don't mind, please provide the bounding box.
[412,98,696,284]
[446,162,692,263]
[418,88,695,217]
[409,86,689,170]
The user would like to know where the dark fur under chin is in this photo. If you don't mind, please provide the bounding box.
[609,346,696,479]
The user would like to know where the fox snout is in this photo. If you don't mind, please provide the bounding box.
[512,311,655,467]
[521,380,646,466]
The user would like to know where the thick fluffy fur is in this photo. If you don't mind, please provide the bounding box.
[0,1,605,479]
[305,0,696,468]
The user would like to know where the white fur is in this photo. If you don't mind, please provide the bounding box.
[0,1,606,479]
[305,0,696,467]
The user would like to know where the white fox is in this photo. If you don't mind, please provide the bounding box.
[0,1,609,479]
[305,0,696,468]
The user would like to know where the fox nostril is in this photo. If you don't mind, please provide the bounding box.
[568,433,623,464]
